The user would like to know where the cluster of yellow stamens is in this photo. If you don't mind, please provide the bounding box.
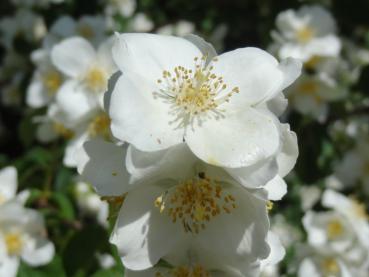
[321,258,340,274]
[42,70,62,94]
[5,232,23,256]
[53,122,75,139]
[77,25,94,40]
[88,113,111,139]
[296,80,322,103]
[155,265,210,277]
[296,26,315,43]
[155,172,236,234]
[154,55,239,124]
[84,67,107,92]
[326,219,344,239]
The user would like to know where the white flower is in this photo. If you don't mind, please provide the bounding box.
[26,49,63,108]
[108,33,301,168]
[286,73,346,122]
[334,139,369,190]
[322,189,369,249]
[0,9,46,49]
[43,15,108,49]
[260,231,286,277]
[105,0,136,18]
[272,5,341,62]
[299,186,321,211]
[74,181,109,227]
[128,13,154,32]
[157,20,196,37]
[77,139,273,270]
[0,202,55,277]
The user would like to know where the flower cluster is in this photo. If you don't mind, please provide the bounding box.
[75,32,301,275]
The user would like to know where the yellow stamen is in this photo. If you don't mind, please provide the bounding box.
[5,233,23,256]
[88,113,111,139]
[321,258,340,274]
[326,219,344,239]
[42,70,62,94]
[296,26,314,43]
[53,123,74,139]
[78,25,94,39]
[155,172,236,234]
[84,67,107,92]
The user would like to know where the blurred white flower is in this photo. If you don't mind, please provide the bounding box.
[128,13,154,32]
[286,73,346,122]
[299,186,321,211]
[0,202,55,277]
[272,5,341,62]
[109,33,301,168]
[0,166,29,206]
[0,9,46,49]
[157,20,196,37]
[74,182,109,227]
[105,0,136,18]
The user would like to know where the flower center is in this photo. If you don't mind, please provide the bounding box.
[53,122,75,139]
[156,265,210,277]
[297,80,322,103]
[155,55,239,125]
[155,172,236,234]
[88,113,111,139]
[321,258,340,274]
[326,219,344,239]
[84,67,107,92]
[42,70,62,94]
[77,25,94,39]
[296,26,314,43]
[5,232,23,256]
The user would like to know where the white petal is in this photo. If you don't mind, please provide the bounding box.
[26,78,50,108]
[183,34,217,64]
[108,72,184,151]
[0,255,19,277]
[225,158,278,189]
[0,166,17,202]
[194,185,270,264]
[55,80,98,125]
[51,36,96,77]
[260,231,285,269]
[212,47,286,107]
[112,33,202,82]
[185,107,280,168]
[264,175,287,201]
[21,239,55,266]
[63,131,89,168]
[76,139,130,196]
[277,124,298,177]
[126,143,197,185]
[111,184,182,270]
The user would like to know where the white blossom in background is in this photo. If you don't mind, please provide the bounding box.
[157,20,196,37]
[33,36,117,167]
[108,33,301,168]
[26,49,64,108]
[0,202,55,277]
[334,137,369,191]
[0,9,46,49]
[286,73,346,122]
[74,181,109,227]
[128,13,154,32]
[271,5,341,62]
[43,15,108,49]
[105,0,136,18]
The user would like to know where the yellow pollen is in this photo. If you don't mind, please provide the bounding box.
[154,55,239,124]
[266,201,274,211]
[88,113,111,139]
[155,172,237,234]
[321,258,340,274]
[326,219,344,239]
[101,195,126,206]
[296,26,314,43]
[5,233,23,256]
[53,123,74,139]
[42,70,62,94]
[84,67,107,91]
[304,56,322,69]
[297,80,322,103]
[78,25,94,39]
[156,265,210,277]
